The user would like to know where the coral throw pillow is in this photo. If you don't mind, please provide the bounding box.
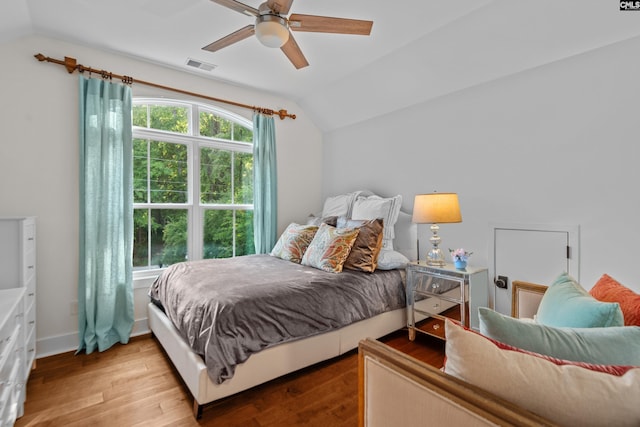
[590,274,640,326]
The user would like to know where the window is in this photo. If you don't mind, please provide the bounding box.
[132,99,254,274]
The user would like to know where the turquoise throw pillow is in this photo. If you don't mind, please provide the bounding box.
[478,307,640,366]
[536,273,623,327]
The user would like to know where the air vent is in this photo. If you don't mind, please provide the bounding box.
[186,58,217,72]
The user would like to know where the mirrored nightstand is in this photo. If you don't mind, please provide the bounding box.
[406,261,488,340]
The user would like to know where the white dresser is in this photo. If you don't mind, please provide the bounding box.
[0,288,26,426]
[0,217,36,424]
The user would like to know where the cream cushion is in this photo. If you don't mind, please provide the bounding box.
[444,320,640,427]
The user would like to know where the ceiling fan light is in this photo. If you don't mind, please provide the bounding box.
[255,15,289,48]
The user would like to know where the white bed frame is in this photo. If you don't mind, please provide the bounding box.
[148,208,417,418]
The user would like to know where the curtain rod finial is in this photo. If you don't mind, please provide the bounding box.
[64,56,77,74]
[277,109,295,120]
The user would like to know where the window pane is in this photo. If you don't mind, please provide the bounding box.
[133,208,187,269]
[234,152,253,204]
[133,138,148,203]
[200,147,231,204]
[233,123,253,143]
[150,141,188,203]
[132,104,148,127]
[235,209,255,256]
[150,105,189,133]
[203,210,233,259]
[200,111,232,139]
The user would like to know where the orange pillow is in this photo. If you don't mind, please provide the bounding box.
[589,274,640,326]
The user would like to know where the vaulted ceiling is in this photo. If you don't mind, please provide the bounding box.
[3,0,640,131]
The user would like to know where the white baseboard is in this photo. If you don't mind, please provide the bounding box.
[35,318,150,359]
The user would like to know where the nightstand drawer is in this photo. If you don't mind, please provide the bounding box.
[414,316,446,340]
[414,295,457,316]
[413,273,462,296]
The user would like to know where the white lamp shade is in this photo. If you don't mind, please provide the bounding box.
[255,15,290,48]
[412,193,462,224]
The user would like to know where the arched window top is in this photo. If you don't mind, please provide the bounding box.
[133,98,253,143]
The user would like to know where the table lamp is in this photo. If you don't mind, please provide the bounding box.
[412,193,462,266]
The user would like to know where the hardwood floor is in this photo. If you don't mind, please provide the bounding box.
[15,328,445,427]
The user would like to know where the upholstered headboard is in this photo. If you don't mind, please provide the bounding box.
[393,210,417,261]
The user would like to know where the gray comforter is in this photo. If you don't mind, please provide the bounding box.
[149,254,405,384]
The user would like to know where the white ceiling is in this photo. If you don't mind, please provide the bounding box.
[3,0,640,131]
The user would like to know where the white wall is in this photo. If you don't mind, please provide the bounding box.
[0,35,323,357]
[323,35,640,294]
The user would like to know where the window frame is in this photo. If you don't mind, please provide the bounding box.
[132,98,254,281]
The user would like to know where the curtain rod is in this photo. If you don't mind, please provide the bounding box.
[34,53,296,120]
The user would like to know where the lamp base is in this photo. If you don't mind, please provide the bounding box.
[425,248,446,266]
[425,223,446,266]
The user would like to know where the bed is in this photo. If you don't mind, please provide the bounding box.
[147,191,417,418]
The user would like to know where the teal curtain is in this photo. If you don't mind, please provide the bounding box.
[77,75,134,354]
[252,113,278,253]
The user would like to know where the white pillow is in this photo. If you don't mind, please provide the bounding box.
[351,194,402,249]
[444,320,640,427]
[376,249,409,270]
[321,191,361,218]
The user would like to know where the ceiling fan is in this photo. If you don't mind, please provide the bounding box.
[203,0,373,69]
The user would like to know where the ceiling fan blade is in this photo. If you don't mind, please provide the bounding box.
[266,0,294,15]
[280,32,309,69]
[202,25,255,52]
[210,0,259,17]
[288,14,373,35]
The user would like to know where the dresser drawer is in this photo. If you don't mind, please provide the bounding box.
[22,251,36,284]
[25,305,36,369]
[0,302,22,363]
[0,325,21,380]
[24,281,36,313]
[25,305,36,339]
[0,358,22,426]
[0,323,16,357]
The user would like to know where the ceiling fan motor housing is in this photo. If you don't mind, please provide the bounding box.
[255,14,290,48]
